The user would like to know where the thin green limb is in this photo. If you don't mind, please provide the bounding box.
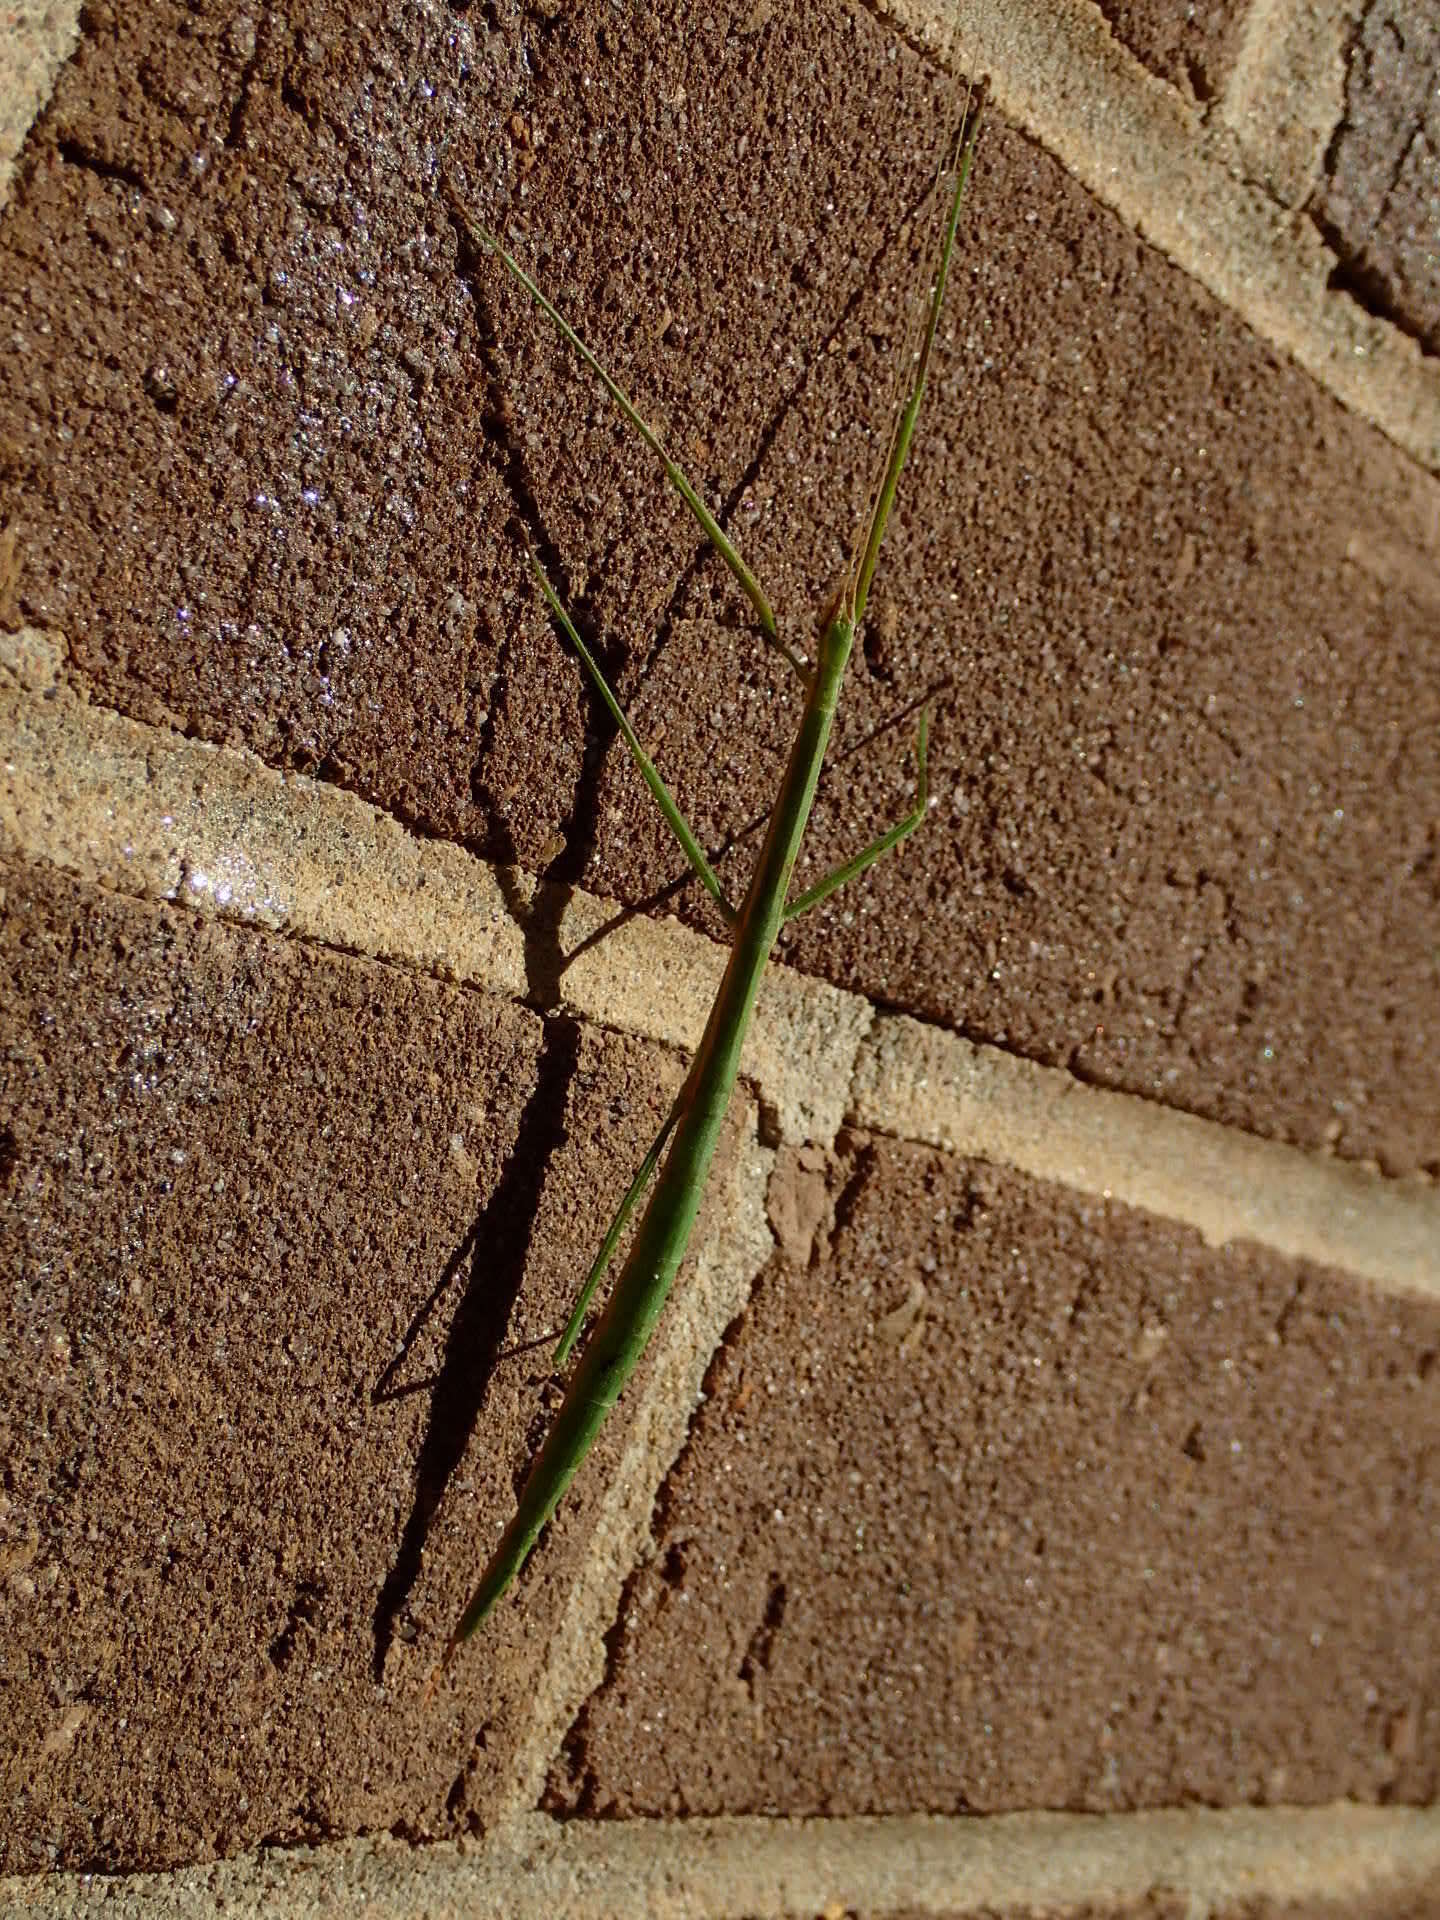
[783,706,930,920]
[467,210,811,684]
[553,1093,684,1368]
[530,554,738,925]
[849,96,982,627]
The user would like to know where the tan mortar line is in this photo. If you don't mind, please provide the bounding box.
[1219,0,1354,207]
[851,1014,1440,1300]
[6,1804,1439,1918]
[3,653,1435,1297]
[884,0,1440,473]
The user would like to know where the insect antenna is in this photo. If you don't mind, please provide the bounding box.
[843,49,984,628]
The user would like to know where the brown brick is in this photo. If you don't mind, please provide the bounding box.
[2,2,1434,1181]
[549,1135,1440,1819]
[0,858,690,1869]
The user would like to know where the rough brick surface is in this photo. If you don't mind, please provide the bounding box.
[2,0,1439,1890]
[0,0,948,865]
[549,1136,1440,1819]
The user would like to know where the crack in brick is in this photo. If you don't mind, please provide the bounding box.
[55,138,148,194]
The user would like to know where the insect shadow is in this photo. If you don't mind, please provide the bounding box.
[370,992,582,1682]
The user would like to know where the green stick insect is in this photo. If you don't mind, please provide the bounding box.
[441,83,983,1671]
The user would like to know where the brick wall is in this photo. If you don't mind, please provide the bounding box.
[1,0,1436,1912]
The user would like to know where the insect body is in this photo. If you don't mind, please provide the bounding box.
[443,89,982,1666]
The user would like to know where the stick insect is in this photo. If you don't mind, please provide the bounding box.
[441,79,983,1670]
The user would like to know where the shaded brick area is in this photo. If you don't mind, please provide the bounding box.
[1314,0,1440,351]
[1092,0,1248,101]
[550,1136,1440,1819]
[0,859,688,1869]
[0,0,562,850]
[0,860,525,1865]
